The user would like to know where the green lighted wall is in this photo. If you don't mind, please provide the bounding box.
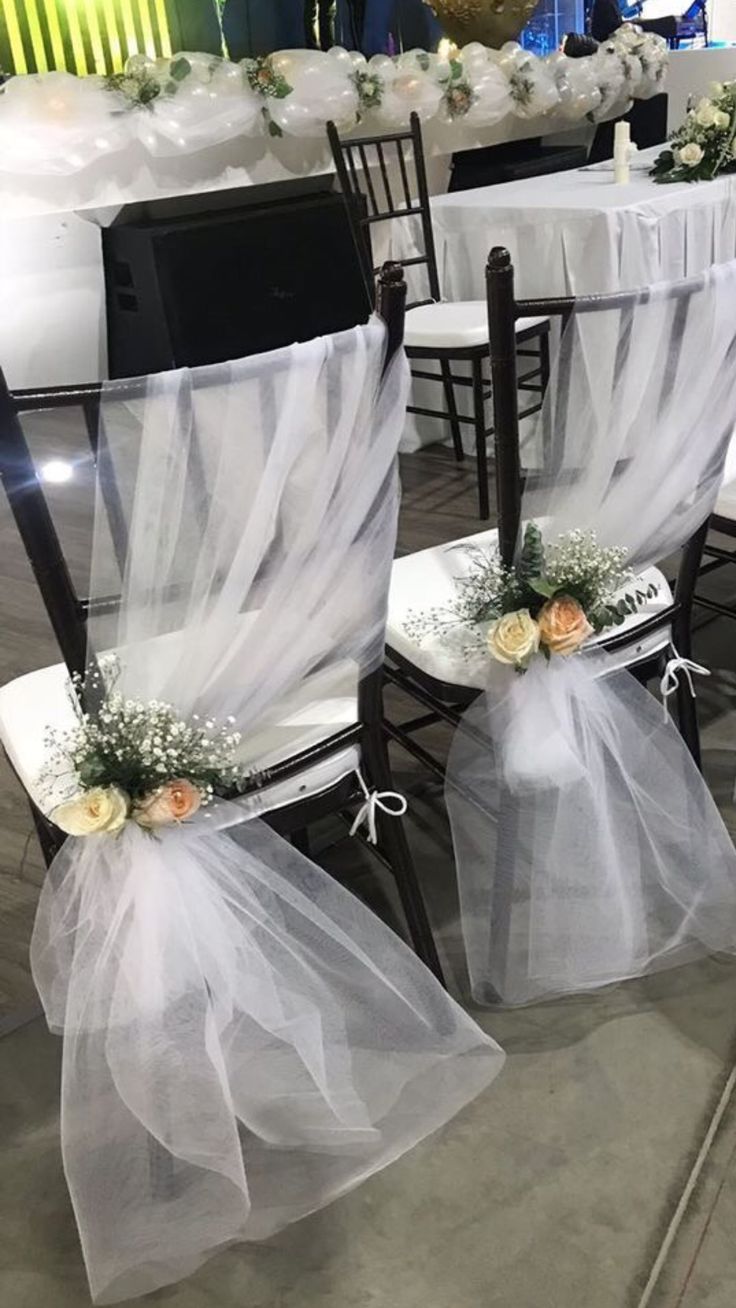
[0,0,223,76]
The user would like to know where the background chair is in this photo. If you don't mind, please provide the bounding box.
[695,437,736,623]
[0,264,444,984]
[385,248,721,781]
[327,111,550,520]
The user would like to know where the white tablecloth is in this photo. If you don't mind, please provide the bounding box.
[430,148,736,300]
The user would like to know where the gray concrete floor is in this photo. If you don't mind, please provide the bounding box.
[2,442,736,1306]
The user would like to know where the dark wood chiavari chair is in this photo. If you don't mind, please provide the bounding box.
[694,473,736,624]
[383,247,720,779]
[0,264,445,984]
[327,112,551,520]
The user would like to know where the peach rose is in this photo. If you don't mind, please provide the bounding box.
[134,779,203,829]
[537,595,594,656]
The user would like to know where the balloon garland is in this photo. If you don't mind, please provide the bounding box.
[0,27,667,177]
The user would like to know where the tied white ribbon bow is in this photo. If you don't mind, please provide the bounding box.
[349,771,408,846]
[660,655,711,722]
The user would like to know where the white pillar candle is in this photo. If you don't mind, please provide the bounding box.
[614,119,631,185]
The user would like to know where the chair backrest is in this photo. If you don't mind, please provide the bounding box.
[327,112,441,310]
[486,245,736,632]
[0,264,407,690]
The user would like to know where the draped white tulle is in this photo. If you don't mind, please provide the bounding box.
[31,320,503,1303]
[447,260,736,1007]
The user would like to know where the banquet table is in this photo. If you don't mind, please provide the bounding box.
[429,147,736,301]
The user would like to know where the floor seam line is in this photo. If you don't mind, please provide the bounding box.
[636,1059,736,1308]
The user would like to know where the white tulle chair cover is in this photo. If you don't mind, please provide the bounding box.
[447,260,736,1008]
[30,320,503,1304]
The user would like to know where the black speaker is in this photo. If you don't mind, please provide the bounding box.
[589,94,669,165]
[449,140,588,192]
[102,189,371,378]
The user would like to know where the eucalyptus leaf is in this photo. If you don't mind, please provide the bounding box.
[529,577,558,599]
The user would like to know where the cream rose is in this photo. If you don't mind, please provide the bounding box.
[487,610,540,668]
[537,596,594,656]
[134,779,203,829]
[695,99,718,128]
[714,110,731,130]
[678,141,704,166]
[53,786,130,836]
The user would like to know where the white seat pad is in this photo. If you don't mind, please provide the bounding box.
[388,527,673,691]
[715,431,736,521]
[716,480,736,521]
[0,659,361,821]
[404,301,547,350]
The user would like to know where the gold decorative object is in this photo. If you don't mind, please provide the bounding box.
[423,0,542,49]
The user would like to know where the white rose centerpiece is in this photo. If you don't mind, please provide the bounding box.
[652,81,736,183]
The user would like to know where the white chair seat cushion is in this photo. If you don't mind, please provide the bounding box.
[404,302,547,351]
[716,479,736,521]
[715,429,736,521]
[0,660,361,822]
[388,528,673,691]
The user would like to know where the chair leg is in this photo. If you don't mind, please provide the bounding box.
[361,724,445,985]
[30,801,63,869]
[539,332,552,471]
[439,358,465,463]
[675,678,702,770]
[672,520,709,771]
[667,622,702,769]
[472,357,490,520]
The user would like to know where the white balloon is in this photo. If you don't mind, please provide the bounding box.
[368,54,394,75]
[463,63,513,127]
[461,42,489,66]
[0,71,126,175]
[270,49,325,82]
[209,60,245,93]
[175,51,218,84]
[499,43,529,76]
[545,51,569,75]
[268,52,359,137]
[141,76,261,155]
[372,67,444,127]
[508,64,560,119]
[328,46,353,68]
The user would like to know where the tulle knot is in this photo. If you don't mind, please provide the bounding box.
[349,771,407,845]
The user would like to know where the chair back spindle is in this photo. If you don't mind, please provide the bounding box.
[328,113,442,310]
[486,247,522,570]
